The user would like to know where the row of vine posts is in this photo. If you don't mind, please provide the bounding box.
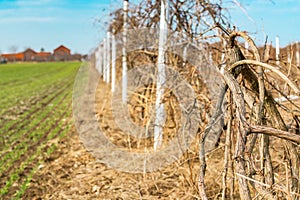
[92,0,300,199]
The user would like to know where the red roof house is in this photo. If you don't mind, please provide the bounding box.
[35,52,52,62]
[2,53,24,62]
[23,48,37,61]
[1,45,79,63]
[53,45,71,61]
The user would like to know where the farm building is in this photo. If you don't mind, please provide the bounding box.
[1,45,82,62]
[53,45,71,61]
[23,48,37,61]
[2,52,24,62]
[35,52,52,62]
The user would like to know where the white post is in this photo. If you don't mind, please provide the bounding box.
[106,32,111,83]
[209,52,213,66]
[287,47,291,64]
[275,36,280,65]
[96,47,99,74]
[95,47,100,73]
[122,0,129,103]
[220,51,225,74]
[103,39,107,82]
[154,0,169,151]
[111,32,116,92]
[102,44,105,77]
[296,42,300,67]
[97,47,102,75]
[99,46,103,76]
[183,44,187,66]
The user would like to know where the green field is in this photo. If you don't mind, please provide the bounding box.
[0,62,81,199]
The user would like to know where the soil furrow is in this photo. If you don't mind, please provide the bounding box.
[0,78,73,133]
[1,82,69,160]
[0,99,72,191]
[0,88,72,160]
[0,64,75,118]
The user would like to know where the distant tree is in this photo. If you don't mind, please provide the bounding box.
[41,47,45,52]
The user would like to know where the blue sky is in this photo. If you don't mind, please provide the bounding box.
[229,0,300,47]
[0,0,299,54]
[0,0,113,54]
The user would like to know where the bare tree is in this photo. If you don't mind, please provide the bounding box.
[108,0,228,41]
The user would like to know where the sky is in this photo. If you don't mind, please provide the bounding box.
[228,0,300,47]
[0,0,113,54]
[0,0,299,54]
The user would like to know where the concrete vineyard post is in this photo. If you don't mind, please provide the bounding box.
[183,44,187,66]
[209,52,213,66]
[221,52,225,73]
[95,48,100,74]
[154,0,169,151]
[101,46,104,77]
[106,32,111,84]
[122,0,128,103]
[97,47,103,75]
[276,36,280,65]
[111,32,116,92]
[101,45,104,76]
[296,42,300,67]
[287,46,291,64]
[103,38,107,82]
[99,47,102,76]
